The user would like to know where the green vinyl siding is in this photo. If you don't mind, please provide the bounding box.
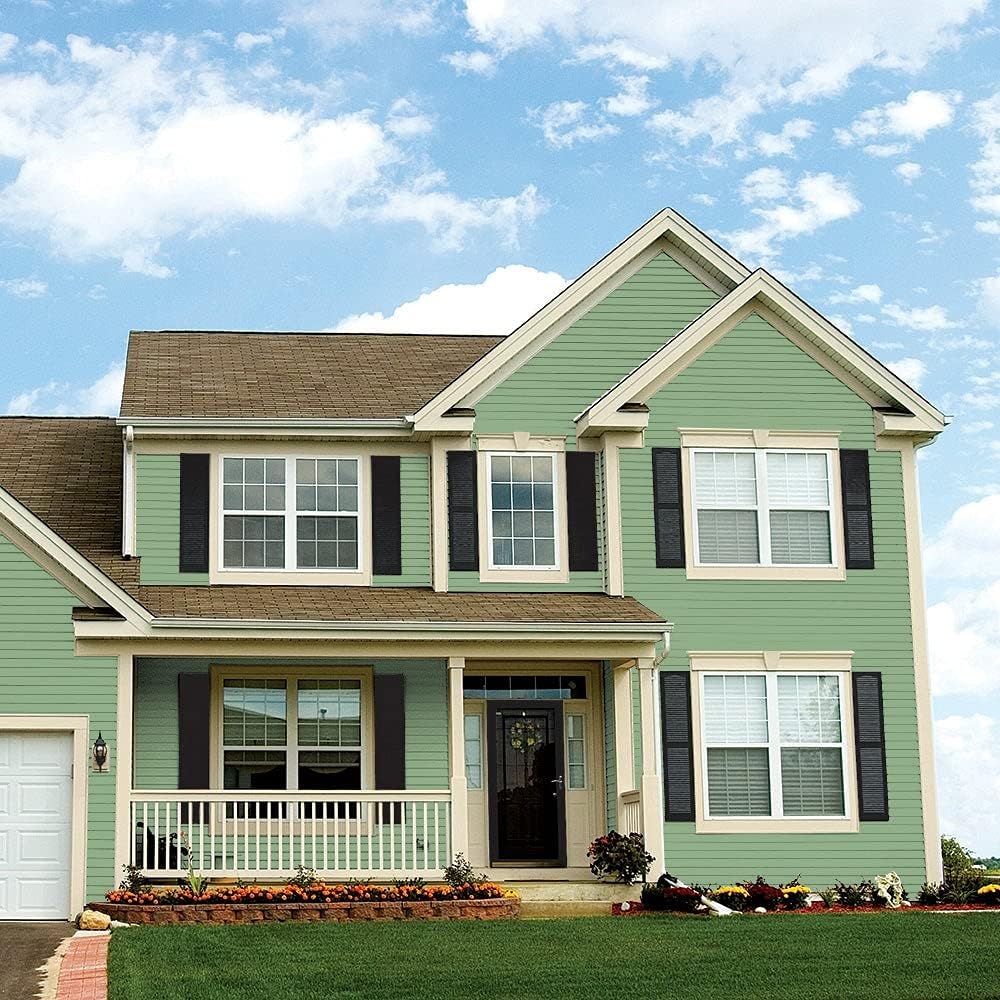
[133,658,448,793]
[135,453,208,585]
[0,533,118,900]
[372,456,432,588]
[619,311,926,888]
[472,252,721,439]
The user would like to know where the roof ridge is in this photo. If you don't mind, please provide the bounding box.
[128,329,506,339]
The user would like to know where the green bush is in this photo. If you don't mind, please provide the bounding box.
[588,832,654,885]
[641,884,702,913]
[833,881,873,908]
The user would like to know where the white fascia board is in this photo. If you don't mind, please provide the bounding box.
[0,487,151,628]
[74,617,671,644]
[581,270,947,435]
[119,417,413,439]
[410,208,750,429]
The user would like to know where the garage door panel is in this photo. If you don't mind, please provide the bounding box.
[0,731,73,919]
[17,781,69,818]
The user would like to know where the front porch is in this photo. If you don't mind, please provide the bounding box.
[119,653,666,884]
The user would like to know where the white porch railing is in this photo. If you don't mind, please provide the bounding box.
[130,790,452,880]
[618,789,642,835]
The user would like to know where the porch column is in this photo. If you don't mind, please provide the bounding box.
[636,657,666,874]
[447,657,468,860]
[113,652,134,879]
[612,663,635,806]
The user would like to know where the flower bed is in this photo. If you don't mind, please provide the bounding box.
[93,881,520,924]
[613,900,1000,917]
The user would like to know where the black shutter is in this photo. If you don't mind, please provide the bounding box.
[660,672,695,822]
[652,447,685,568]
[179,453,210,573]
[840,449,875,570]
[371,456,402,576]
[177,673,211,823]
[852,672,890,821]
[374,674,406,822]
[447,451,479,571]
[566,451,599,572]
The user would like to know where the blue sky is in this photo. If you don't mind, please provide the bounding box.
[1,0,998,857]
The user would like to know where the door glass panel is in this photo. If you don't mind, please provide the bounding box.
[566,714,586,789]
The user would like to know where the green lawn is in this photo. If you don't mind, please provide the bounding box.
[109,913,1000,1000]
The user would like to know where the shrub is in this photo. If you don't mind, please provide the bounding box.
[289,865,320,889]
[940,880,979,905]
[941,836,975,886]
[918,881,943,906]
[976,884,1000,906]
[119,864,148,894]
[781,881,812,910]
[588,832,654,885]
[833,881,873,908]
[709,885,750,912]
[443,853,486,888]
[742,876,785,911]
[819,888,837,909]
[641,884,702,913]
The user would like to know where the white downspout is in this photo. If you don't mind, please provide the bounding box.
[122,425,135,558]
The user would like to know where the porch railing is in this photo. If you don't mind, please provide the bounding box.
[130,790,452,880]
[618,789,642,835]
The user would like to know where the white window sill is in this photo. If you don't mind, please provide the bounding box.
[686,564,846,582]
[694,816,859,834]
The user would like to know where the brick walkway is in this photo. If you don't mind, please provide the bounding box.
[55,933,109,1000]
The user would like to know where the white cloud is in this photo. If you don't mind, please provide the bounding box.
[725,170,860,260]
[335,264,568,335]
[6,360,125,415]
[0,33,17,61]
[462,1,987,143]
[960,419,994,434]
[1,276,48,298]
[835,90,960,151]
[573,41,667,71]
[881,302,959,331]
[862,142,911,158]
[601,75,655,117]
[886,357,928,388]
[934,713,1000,857]
[527,100,619,149]
[375,184,546,252]
[976,273,1000,324]
[928,583,1000,695]
[828,283,883,305]
[234,29,285,52]
[280,0,438,43]
[0,35,540,274]
[442,50,497,76]
[925,494,1000,580]
[691,193,716,207]
[385,97,434,138]
[754,118,815,156]
[969,92,1000,233]
[895,161,923,183]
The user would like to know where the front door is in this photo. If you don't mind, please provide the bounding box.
[488,702,567,865]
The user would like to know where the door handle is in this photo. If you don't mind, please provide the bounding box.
[551,775,564,796]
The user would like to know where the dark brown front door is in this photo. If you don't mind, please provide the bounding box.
[488,702,566,865]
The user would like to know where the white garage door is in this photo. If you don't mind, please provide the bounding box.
[0,732,73,920]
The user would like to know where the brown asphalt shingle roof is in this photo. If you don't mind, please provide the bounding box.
[123,586,664,624]
[119,331,503,420]
[0,417,664,628]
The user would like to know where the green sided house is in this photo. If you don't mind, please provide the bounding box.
[0,209,947,921]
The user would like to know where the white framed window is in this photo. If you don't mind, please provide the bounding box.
[220,674,365,794]
[691,449,834,567]
[486,452,558,570]
[464,713,483,790]
[221,456,362,572]
[700,672,848,820]
[566,714,586,790]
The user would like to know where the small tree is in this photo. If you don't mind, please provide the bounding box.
[941,835,975,885]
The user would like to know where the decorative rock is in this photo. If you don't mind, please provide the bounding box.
[620,901,631,912]
[78,908,112,930]
[754,906,767,914]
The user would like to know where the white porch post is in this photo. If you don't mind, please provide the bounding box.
[113,652,134,880]
[612,663,635,817]
[636,657,665,872]
[447,657,468,860]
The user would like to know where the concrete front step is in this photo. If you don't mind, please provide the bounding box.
[507,881,636,903]
[518,899,614,919]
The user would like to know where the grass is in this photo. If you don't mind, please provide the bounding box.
[108,913,1000,1000]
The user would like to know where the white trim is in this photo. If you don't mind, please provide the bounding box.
[448,657,469,859]
[581,270,947,436]
[0,715,91,919]
[122,426,136,558]
[410,209,749,429]
[114,655,133,883]
[689,651,854,672]
[119,417,413,440]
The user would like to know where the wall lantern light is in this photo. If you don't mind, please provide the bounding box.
[93,732,109,772]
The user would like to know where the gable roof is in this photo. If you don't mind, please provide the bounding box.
[578,269,948,437]
[409,208,751,430]
[119,331,503,421]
